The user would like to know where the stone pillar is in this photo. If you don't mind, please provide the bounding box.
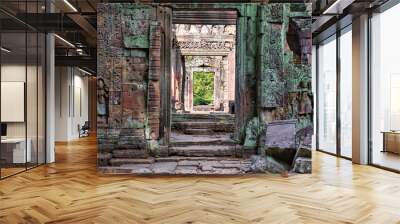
[222,56,229,112]
[184,66,192,112]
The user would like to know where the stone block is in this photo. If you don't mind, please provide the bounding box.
[150,162,177,174]
[122,5,153,19]
[120,128,145,137]
[292,157,311,174]
[109,91,121,105]
[108,105,122,128]
[119,136,145,145]
[112,149,148,158]
[98,144,115,152]
[122,68,147,84]
[294,147,311,159]
[107,128,121,138]
[110,158,154,166]
[118,143,146,150]
[264,119,297,149]
[121,83,146,111]
[178,160,200,166]
[250,155,290,173]
[175,166,199,175]
[261,4,284,23]
[98,153,112,166]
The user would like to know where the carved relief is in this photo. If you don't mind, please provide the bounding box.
[175,25,236,36]
[173,39,234,51]
[97,78,110,117]
[173,24,236,52]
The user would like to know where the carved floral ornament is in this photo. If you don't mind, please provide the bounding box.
[174,39,234,51]
[174,24,236,36]
[184,56,223,68]
[173,24,236,51]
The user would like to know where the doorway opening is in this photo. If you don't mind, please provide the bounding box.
[193,71,215,111]
[169,17,238,157]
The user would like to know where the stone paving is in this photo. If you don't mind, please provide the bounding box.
[100,157,252,175]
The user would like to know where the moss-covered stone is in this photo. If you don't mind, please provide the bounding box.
[123,34,149,49]
[244,117,264,149]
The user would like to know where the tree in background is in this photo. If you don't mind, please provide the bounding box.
[193,71,214,106]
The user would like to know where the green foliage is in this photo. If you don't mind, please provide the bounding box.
[193,71,214,106]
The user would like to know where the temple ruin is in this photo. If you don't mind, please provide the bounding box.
[97,3,313,175]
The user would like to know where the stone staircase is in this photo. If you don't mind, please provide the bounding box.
[172,113,235,135]
[107,113,246,174]
[170,113,240,158]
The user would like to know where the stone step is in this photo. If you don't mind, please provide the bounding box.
[112,149,148,159]
[109,158,155,166]
[173,121,235,132]
[183,128,214,135]
[169,145,239,157]
[154,156,244,162]
[172,113,235,123]
[169,138,236,147]
[102,157,252,175]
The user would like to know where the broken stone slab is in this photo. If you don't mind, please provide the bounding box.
[292,157,312,174]
[175,165,199,175]
[250,155,290,173]
[265,156,290,174]
[250,155,267,172]
[200,161,222,171]
[178,160,200,166]
[131,168,153,174]
[214,160,244,169]
[150,162,177,174]
[120,164,153,174]
[291,147,311,169]
[240,164,252,173]
[210,167,242,175]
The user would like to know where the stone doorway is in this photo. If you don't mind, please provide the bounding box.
[192,71,215,112]
[169,22,239,159]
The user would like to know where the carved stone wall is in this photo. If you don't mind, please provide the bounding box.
[257,4,313,135]
[97,3,312,174]
[97,4,163,166]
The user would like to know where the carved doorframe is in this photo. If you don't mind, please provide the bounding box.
[182,55,226,112]
[164,5,255,145]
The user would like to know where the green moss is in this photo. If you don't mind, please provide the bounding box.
[123,34,149,49]
[244,117,264,149]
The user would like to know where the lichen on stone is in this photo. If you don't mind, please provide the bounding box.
[244,117,264,149]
